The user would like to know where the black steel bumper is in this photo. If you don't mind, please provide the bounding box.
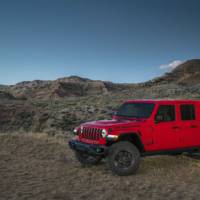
[68,139,108,156]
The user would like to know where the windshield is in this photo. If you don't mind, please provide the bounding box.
[116,103,155,118]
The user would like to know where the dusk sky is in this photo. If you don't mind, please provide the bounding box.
[0,0,200,85]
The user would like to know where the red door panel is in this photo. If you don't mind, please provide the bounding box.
[152,104,181,151]
[153,121,181,150]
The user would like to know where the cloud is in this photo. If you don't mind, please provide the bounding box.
[160,60,184,70]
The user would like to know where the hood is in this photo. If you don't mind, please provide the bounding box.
[82,118,146,129]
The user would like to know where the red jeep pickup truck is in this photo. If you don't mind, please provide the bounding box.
[69,100,200,176]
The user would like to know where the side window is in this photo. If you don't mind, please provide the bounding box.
[180,105,195,120]
[156,105,175,122]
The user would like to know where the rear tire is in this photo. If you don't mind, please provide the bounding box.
[107,141,140,176]
[75,151,102,166]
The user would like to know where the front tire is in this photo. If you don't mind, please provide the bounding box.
[107,141,140,176]
[75,151,102,166]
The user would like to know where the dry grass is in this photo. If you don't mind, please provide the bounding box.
[0,133,200,200]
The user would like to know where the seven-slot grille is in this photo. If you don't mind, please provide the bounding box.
[81,127,102,140]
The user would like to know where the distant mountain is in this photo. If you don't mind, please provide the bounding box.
[1,76,132,100]
[0,59,200,100]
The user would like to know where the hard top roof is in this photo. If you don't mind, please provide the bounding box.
[125,99,200,104]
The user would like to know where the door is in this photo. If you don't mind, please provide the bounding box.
[153,104,181,150]
[179,104,200,147]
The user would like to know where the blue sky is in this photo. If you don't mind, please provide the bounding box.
[0,0,200,85]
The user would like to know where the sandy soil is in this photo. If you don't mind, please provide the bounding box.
[0,133,200,200]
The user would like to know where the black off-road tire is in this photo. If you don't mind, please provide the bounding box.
[75,151,102,166]
[107,141,140,176]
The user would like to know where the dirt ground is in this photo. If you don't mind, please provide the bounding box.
[0,134,200,200]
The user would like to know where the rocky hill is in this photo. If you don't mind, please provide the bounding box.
[0,59,200,133]
[1,76,133,100]
[146,59,200,86]
[0,91,16,100]
[1,59,200,100]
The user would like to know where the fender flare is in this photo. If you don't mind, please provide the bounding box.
[117,132,145,152]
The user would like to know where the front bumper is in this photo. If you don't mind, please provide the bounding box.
[69,139,108,156]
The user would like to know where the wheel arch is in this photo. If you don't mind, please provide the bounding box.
[117,132,145,153]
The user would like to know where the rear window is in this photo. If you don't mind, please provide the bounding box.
[180,104,195,120]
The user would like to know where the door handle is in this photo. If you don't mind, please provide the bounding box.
[190,125,198,128]
[172,126,180,130]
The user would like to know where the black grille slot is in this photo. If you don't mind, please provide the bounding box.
[82,127,102,140]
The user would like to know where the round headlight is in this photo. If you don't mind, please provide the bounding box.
[80,126,83,133]
[73,128,78,135]
[101,129,107,138]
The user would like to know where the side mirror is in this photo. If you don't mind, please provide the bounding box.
[112,110,117,116]
[155,114,164,124]
[111,110,117,119]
